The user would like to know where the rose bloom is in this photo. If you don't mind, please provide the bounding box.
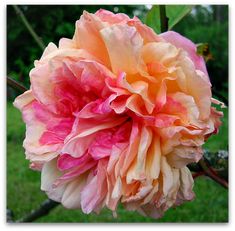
[14,9,224,218]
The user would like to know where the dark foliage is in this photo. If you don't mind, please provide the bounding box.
[7,5,228,102]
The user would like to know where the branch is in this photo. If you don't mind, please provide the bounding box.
[13,5,45,51]
[198,157,228,189]
[16,199,59,223]
[188,150,228,189]
[159,5,168,32]
[7,76,28,93]
[7,209,14,223]
[7,150,227,223]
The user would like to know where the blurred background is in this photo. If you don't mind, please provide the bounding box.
[7,5,228,222]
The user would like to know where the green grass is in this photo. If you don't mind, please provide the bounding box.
[7,102,228,223]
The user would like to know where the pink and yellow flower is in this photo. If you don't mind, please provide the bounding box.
[14,9,223,218]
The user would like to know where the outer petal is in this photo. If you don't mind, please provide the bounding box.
[160,31,209,78]
[13,90,34,110]
[176,167,195,204]
[41,158,67,202]
[179,55,211,120]
[14,93,63,162]
[166,146,203,168]
[128,17,162,44]
[80,160,108,213]
[73,11,111,67]
[160,156,174,196]
[61,176,86,209]
[95,9,130,24]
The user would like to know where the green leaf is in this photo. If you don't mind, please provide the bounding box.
[145,5,161,34]
[145,5,194,33]
[167,5,194,30]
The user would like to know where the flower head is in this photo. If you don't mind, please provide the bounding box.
[14,9,223,218]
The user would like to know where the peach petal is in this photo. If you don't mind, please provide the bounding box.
[167,146,203,168]
[160,31,208,78]
[13,9,223,218]
[145,135,161,179]
[126,126,152,183]
[100,24,143,74]
[95,9,130,24]
[73,11,111,66]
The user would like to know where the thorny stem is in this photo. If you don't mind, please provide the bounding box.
[13,5,45,51]
[7,76,28,93]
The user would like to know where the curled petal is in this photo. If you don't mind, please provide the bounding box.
[160,31,209,78]
[100,24,143,74]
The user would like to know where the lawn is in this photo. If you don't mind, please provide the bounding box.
[6,101,228,223]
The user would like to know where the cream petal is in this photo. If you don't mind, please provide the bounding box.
[61,176,86,209]
[167,146,203,168]
[100,24,143,74]
[160,156,173,196]
[177,167,195,203]
[178,55,211,120]
[126,126,152,183]
[13,90,34,110]
[145,135,161,179]
[142,42,179,66]
[41,158,67,202]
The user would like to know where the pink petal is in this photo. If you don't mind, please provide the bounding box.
[57,152,91,171]
[81,160,107,213]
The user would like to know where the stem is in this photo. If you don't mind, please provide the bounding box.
[199,158,228,189]
[16,199,59,223]
[7,209,14,223]
[13,5,45,51]
[159,5,168,32]
[7,76,28,93]
[192,171,205,179]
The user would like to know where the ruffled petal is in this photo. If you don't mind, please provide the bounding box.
[160,31,209,78]
[100,24,143,74]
